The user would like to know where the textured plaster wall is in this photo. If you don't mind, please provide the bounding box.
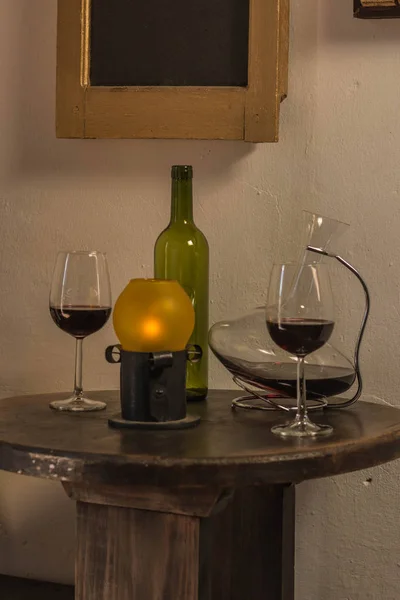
[1,0,400,597]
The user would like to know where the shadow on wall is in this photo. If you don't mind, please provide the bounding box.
[9,0,254,184]
[0,471,75,583]
[296,462,400,600]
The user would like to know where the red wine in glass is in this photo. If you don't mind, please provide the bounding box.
[50,306,112,338]
[266,318,335,356]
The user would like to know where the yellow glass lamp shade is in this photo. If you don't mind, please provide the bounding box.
[113,279,195,352]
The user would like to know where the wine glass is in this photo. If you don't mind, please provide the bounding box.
[266,263,335,437]
[49,251,112,412]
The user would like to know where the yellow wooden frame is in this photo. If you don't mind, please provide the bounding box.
[56,0,289,142]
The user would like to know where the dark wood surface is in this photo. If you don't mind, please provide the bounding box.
[63,480,227,517]
[0,575,73,600]
[1,390,400,487]
[90,0,249,86]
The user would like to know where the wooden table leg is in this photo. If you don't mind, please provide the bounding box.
[201,485,295,600]
[75,501,200,600]
[65,483,295,600]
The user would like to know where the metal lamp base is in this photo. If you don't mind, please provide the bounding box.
[105,346,201,429]
[108,413,201,430]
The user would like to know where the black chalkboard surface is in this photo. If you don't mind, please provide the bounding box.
[90,0,250,87]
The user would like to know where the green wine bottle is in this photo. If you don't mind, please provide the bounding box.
[154,165,209,401]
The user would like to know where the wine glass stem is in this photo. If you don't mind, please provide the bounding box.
[74,338,83,398]
[296,356,307,422]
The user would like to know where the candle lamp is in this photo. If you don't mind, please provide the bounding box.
[106,279,201,429]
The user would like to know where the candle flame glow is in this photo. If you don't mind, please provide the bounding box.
[142,318,162,340]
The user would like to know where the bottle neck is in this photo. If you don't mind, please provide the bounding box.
[170,179,194,224]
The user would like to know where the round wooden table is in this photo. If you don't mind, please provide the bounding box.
[1,390,400,600]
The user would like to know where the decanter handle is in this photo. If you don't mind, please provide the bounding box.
[307,246,371,408]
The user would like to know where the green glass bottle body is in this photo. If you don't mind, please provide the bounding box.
[154,166,209,401]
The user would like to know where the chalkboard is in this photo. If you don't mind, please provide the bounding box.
[90,0,250,87]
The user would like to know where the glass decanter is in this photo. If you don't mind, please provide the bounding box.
[209,211,370,412]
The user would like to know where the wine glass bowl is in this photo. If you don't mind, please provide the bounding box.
[49,251,111,412]
[49,306,111,339]
[266,318,334,359]
[266,263,335,438]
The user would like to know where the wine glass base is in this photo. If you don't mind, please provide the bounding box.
[272,418,333,438]
[50,396,106,412]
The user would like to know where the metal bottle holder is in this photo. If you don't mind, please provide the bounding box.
[106,344,201,429]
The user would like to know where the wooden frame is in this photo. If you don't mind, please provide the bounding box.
[354,0,400,18]
[56,0,289,142]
